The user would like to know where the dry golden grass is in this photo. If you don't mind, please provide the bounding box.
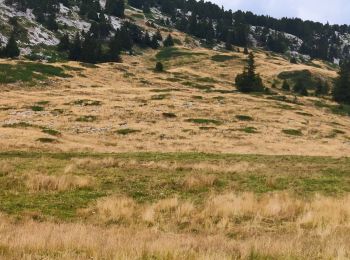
[1,192,350,259]
[0,42,348,156]
[26,173,93,192]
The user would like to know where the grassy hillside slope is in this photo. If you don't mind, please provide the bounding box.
[0,43,349,156]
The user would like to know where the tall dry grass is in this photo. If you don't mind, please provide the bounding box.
[1,192,350,259]
[26,174,93,192]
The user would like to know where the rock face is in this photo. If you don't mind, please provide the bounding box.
[1,0,350,63]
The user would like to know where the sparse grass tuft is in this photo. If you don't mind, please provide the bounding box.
[76,115,97,122]
[116,129,141,135]
[282,129,303,136]
[236,115,253,121]
[185,118,222,125]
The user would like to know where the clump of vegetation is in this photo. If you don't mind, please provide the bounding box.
[281,80,290,91]
[151,94,169,100]
[116,128,140,135]
[73,100,102,106]
[211,55,234,62]
[42,128,61,136]
[0,62,70,84]
[76,115,97,122]
[239,126,258,134]
[282,129,303,136]
[185,118,222,125]
[162,112,177,118]
[30,106,44,112]
[235,52,265,93]
[333,60,350,104]
[163,34,175,47]
[155,62,164,72]
[36,137,58,143]
[236,115,253,121]
[2,122,35,128]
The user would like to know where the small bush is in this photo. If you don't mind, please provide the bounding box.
[30,106,44,112]
[162,112,177,118]
[36,137,58,143]
[236,115,253,121]
[155,62,164,72]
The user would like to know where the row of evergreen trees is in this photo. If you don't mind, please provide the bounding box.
[57,21,173,63]
[5,0,350,61]
[127,0,350,61]
[0,33,20,58]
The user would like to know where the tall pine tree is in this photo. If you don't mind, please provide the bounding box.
[333,60,350,104]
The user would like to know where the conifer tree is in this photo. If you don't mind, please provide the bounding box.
[69,33,82,61]
[225,31,233,51]
[235,52,264,93]
[1,32,20,58]
[108,34,122,62]
[163,34,174,47]
[155,61,164,72]
[105,0,124,17]
[154,29,163,41]
[142,31,152,47]
[150,35,160,49]
[333,60,350,104]
[58,34,70,51]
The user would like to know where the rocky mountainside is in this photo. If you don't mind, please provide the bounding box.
[1,0,350,64]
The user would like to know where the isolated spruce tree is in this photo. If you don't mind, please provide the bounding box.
[163,34,174,47]
[235,52,264,93]
[1,33,20,58]
[155,61,164,72]
[333,60,350,104]
[282,80,290,91]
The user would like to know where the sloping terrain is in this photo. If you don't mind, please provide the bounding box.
[0,43,349,156]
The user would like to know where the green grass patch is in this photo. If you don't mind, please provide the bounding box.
[80,63,99,68]
[282,129,303,136]
[156,47,206,61]
[0,152,349,220]
[185,118,222,125]
[30,106,44,112]
[76,115,97,122]
[0,62,71,84]
[2,122,36,128]
[42,128,61,136]
[236,115,253,121]
[239,127,258,134]
[211,55,235,62]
